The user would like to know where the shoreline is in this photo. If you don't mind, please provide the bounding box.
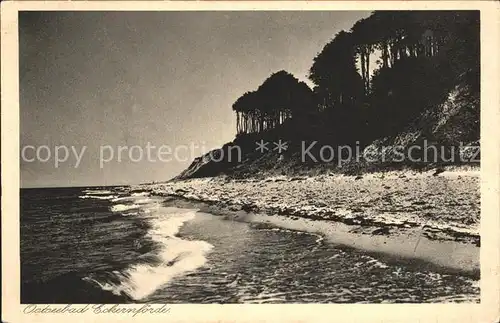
[141,167,480,278]
[163,196,479,278]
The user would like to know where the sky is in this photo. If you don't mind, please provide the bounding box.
[20,11,371,188]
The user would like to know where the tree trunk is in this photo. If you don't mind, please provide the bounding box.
[236,112,240,133]
[382,41,389,68]
[365,47,370,93]
[360,50,366,96]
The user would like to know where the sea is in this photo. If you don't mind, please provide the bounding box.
[21,186,480,304]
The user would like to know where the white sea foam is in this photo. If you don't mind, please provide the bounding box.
[82,276,116,292]
[110,204,141,212]
[131,192,149,197]
[111,194,152,203]
[111,196,130,202]
[79,195,117,200]
[93,204,213,300]
[83,190,113,195]
[134,198,154,204]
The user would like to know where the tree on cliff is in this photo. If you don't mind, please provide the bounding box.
[232,10,479,147]
[309,30,364,110]
[232,70,314,135]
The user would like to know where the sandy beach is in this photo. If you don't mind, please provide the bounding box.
[141,167,480,276]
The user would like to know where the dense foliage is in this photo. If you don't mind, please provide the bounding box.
[231,11,479,147]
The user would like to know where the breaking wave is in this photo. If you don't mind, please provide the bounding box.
[88,196,213,300]
[79,195,117,200]
[110,204,142,212]
[83,190,113,195]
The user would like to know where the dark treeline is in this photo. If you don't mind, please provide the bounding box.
[233,71,314,134]
[231,11,479,148]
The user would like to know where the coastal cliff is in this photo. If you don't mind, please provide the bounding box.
[145,11,480,275]
[175,11,479,179]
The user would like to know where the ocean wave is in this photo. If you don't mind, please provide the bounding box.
[111,194,152,203]
[134,198,154,204]
[131,192,149,197]
[79,195,117,200]
[110,204,141,212]
[82,276,117,293]
[88,207,213,300]
[110,197,154,205]
[23,272,131,303]
[83,190,113,195]
[111,196,133,202]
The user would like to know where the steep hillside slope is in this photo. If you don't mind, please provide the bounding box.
[176,84,479,180]
[175,11,479,180]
